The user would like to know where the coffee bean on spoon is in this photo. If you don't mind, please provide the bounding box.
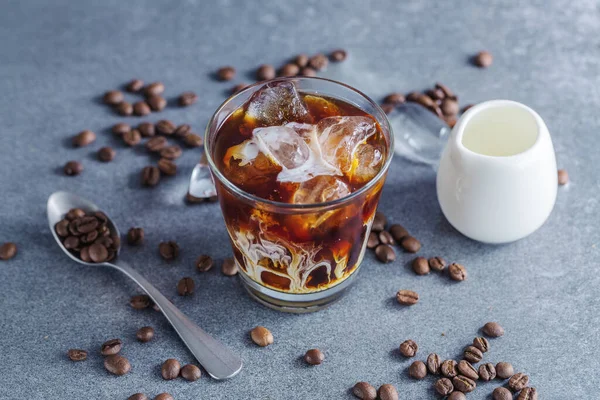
[0,242,17,260]
[375,244,395,263]
[179,91,198,107]
[377,384,398,400]
[180,364,202,381]
[136,326,154,342]
[67,349,87,361]
[396,289,418,305]
[250,326,273,347]
[399,339,418,357]
[126,79,144,92]
[65,209,85,220]
[161,358,181,380]
[352,382,377,400]
[304,349,324,365]
[104,354,131,376]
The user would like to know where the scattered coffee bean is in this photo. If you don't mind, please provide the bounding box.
[0,242,17,260]
[67,349,87,361]
[483,321,504,337]
[177,277,195,296]
[396,289,419,305]
[98,146,115,162]
[159,241,179,260]
[412,257,430,275]
[135,122,154,138]
[329,49,347,62]
[428,256,446,272]
[508,372,529,391]
[435,83,455,99]
[478,362,496,381]
[250,326,273,347]
[452,375,476,393]
[378,230,394,245]
[434,377,453,396]
[195,255,213,272]
[103,90,124,105]
[441,359,458,378]
[256,64,276,81]
[371,211,386,232]
[448,263,467,281]
[136,326,154,342]
[116,102,133,116]
[299,67,317,77]
[366,232,379,249]
[161,358,181,380]
[232,83,249,94]
[157,158,177,176]
[180,364,201,381]
[128,394,148,400]
[127,227,144,246]
[156,120,176,135]
[222,257,238,276]
[457,360,479,380]
[427,87,445,101]
[147,95,167,111]
[154,394,173,400]
[496,362,514,379]
[352,382,377,400]
[123,129,142,146]
[380,103,394,115]
[100,338,122,356]
[474,50,493,68]
[427,353,441,374]
[72,130,96,147]
[441,98,459,116]
[104,354,131,376]
[304,349,324,365]
[388,224,408,241]
[173,124,191,137]
[278,63,300,77]
[145,82,165,97]
[383,93,405,105]
[183,133,203,147]
[409,360,427,380]
[375,244,396,263]
[130,294,152,309]
[400,236,421,253]
[179,91,198,107]
[133,101,151,116]
[473,336,490,352]
[463,345,483,363]
[377,384,398,400]
[399,339,418,357]
[141,166,160,187]
[493,387,513,400]
[558,169,569,185]
[217,66,236,81]
[294,54,309,68]
[126,79,144,93]
[517,387,538,400]
[448,392,466,400]
[146,136,167,152]
[309,53,328,70]
[112,123,130,136]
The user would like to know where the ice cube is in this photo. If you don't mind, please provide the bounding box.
[292,176,350,204]
[245,81,312,126]
[254,126,310,169]
[317,116,377,173]
[348,144,384,184]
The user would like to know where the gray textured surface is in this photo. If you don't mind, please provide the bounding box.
[0,0,598,399]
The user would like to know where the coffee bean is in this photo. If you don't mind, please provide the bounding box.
[157,158,177,176]
[366,232,379,249]
[171,124,190,138]
[104,354,131,376]
[375,244,396,263]
[195,255,213,272]
[378,230,394,245]
[434,83,455,99]
[453,375,476,393]
[448,263,467,281]
[250,326,273,347]
[177,277,195,296]
[88,243,108,263]
[400,236,421,253]
[232,83,249,94]
[483,321,504,337]
[222,257,238,276]
[116,102,133,116]
[278,63,300,77]
[427,353,441,374]
[126,227,144,246]
[405,92,420,102]
[329,49,347,62]
[72,130,96,147]
[411,257,430,275]
[80,247,91,262]
[434,377,453,396]
[146,136,167,152]
[145,96,165,112]
[126,79,144,93]
[428,257,446,272]
[496,362,514,379]
[0,242,17,260]
[448,392,466,400]
[427,87,445,101]
[352,382,376,400]
[66,208,86,220]
[136,326,154,343]
[159,241,179,260]
[55,219,70,237]
[97,146,116,162]
[141,166,161,187]
[399,339,418,357]
[371,211,386,232]
[493,387,513,400]
[473,336,490,352]
[130,294,152,309]
[64,160,83,176]
[100,338,122,356]
[128,394,148,400]
[377,384,398,400]
[508,372,529,391]
[161,358,181,380]
[383,93,405,105]
[299,67,317,77]
[154,393,173,400]
[309,53,328,70]
[463,345,483,363]
[145,82,165,97]
[409,360,427,379]
[440,98,458,116]
[410,93,435,109]
[517,387,538,400]
[217,66,236,81]
[103,90,124,105]
[558,169,569,185]
[112,123,130,136]
[478,362,496,381]
[256,64,276,81]
[457,360,479,380]
[179,91,198,107]
[132,101,151,116]
[156,120,176,135]
[474,50,493,68]
[123,129,142,146]
[180,364,202,381]
[67,349,87,361]
[304,348,324,365]
[63,236,80,250]
[294,54,309,68]
[183,133,203,147]
[388,225,408,242]
[380,103,394,115]
[441,359,458,378]
[396,289,418,305]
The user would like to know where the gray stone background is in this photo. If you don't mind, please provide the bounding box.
[0,0,598,398]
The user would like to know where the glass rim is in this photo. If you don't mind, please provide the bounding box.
[203,76,395,210]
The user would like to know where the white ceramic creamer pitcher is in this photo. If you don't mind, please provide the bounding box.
[436,100,557,243]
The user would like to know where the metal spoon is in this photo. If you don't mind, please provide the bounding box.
[47,191,242,380]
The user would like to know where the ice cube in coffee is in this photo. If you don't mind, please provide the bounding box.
[206,78,393,311]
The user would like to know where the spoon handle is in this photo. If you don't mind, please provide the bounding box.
[108,260,243,379]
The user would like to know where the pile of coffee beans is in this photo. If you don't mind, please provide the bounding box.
[366,211,422,263]
[54,208,119,263]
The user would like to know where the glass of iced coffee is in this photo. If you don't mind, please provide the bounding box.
[205,78,393,312]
